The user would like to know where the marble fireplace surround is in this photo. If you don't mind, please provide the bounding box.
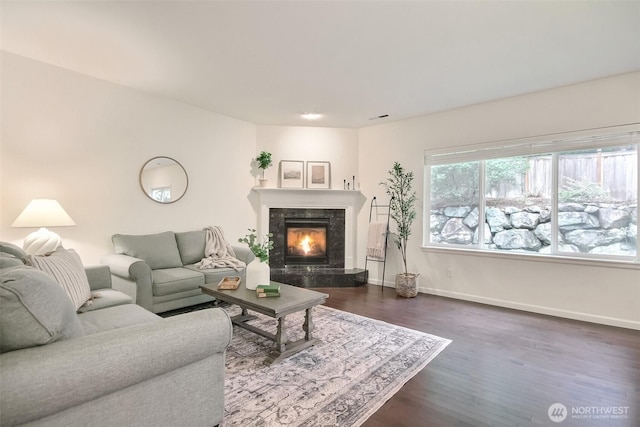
[270,208,344,268]
[252,188,366,269]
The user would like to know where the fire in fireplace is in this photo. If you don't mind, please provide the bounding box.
[285,219,329,265]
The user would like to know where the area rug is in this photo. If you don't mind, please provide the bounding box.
[221,305,451,427]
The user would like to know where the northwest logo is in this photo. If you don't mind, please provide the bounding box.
[548,403,568,423]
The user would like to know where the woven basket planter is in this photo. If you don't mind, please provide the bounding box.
[395,273,418,298]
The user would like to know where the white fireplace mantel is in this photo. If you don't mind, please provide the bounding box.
[252,188,366,269]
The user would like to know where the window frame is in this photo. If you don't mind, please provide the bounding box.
[423,124,640,266]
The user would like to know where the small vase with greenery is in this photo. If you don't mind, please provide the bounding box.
[256,151,273,186]
[380,162,418,297]
[238,229,274,263]
[238,229,274,290]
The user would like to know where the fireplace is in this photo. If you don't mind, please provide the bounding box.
[254,188,367,288]
[269,208,344,269]
[285,219,329,265]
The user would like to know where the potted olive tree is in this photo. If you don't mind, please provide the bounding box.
[256,151,273,187]
[380,162,418,297]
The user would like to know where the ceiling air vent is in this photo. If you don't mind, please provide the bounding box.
[369,114,389,121]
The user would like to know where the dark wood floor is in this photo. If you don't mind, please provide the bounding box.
[316,285,640,427]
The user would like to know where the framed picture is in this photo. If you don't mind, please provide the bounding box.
[306,161,331,189]
[279,160,304,188]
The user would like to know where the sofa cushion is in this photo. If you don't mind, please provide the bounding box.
[0,266,85,353]
[113,231,183,270]
[27,247,92,311]
[175,230,206,265]
[152,267,205,296]
[78,304,160,335]
[183,264,241,284]
[0,241,28,263]
[78,289,134,313]
[0,253,24,269]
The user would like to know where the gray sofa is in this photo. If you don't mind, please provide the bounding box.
[0,245,232,427]
[102,230,254,314]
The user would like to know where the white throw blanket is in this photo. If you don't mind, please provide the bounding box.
[195,226,246,271]
[366,222,388,260]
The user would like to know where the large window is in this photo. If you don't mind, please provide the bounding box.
[425,127,639,263]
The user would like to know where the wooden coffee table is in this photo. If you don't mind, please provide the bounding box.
[200,281,328,365]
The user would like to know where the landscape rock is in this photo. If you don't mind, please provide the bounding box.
[563,228,627,251]
[510,212,540,230]
[493,229,542,251]
[440,218,474,244]
[504,206,521,215]
[473,223,492,244]
[430,214,448,233]
[558,203,585,212]
[444,206,472,218]
[598,208,631,229]
[486,207,511,232]
[463,207,479,229]
[431,200,636,257]
[539,209,551,223]
[558,212,599,231]
[540,244,580,254]
[533,222,563,245]
[589,242,636,256]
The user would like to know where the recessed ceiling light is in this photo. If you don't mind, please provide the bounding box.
[301,113,322,120]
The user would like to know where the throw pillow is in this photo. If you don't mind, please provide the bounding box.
[27,247,92,311]
[0,266,85,353]
[112,231,183,269]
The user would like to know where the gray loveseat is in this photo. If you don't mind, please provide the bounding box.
[0,244,232,427]
[102,230,254,314]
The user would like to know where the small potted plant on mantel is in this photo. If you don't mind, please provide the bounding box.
[380,162,418,297]
[256,151,273,187]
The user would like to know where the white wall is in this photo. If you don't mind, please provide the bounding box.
[2,51,637,329]
[256,126,359,190]
[1,53,257,264]
[358,72,640,329]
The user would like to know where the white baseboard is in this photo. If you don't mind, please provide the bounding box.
[419,287,640,331]
[366,279,639,330]
[368,279,394,288]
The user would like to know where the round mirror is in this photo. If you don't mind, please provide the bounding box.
[139,156,189,204]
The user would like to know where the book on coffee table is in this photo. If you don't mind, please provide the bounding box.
[257,292,280,298]
[256,283,280,293]
[256,283,280,297]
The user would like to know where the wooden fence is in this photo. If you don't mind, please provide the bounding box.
[492,151,637,201]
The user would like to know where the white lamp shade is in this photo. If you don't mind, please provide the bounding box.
[11,199,76,255]
[11,199,76,227]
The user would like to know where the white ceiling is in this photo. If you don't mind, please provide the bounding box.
[2,0,639,128]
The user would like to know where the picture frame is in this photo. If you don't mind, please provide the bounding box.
[306,161,331,189]
[279,160,305,188]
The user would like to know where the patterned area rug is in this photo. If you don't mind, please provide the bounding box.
[222,305,451,427]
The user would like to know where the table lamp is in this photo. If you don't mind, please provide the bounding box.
[11,199,76,255]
